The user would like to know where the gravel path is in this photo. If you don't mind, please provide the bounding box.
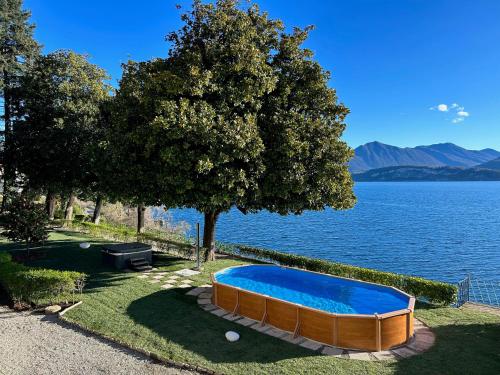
[0,306,196,375]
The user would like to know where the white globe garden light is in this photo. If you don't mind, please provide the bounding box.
[225,331,240,342]
[79,242,91,249]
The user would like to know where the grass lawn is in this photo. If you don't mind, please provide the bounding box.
[1,231,499,374]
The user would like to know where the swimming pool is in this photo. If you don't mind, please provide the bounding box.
[212,265,415,351]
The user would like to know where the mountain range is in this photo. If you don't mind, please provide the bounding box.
[349,142,500,181]
[350,142,500,173]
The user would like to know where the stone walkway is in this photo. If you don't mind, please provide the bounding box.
[191,286,435,361]
[136,268,211,290]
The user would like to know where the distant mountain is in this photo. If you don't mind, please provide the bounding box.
[353,166,500,182]
[350,142,500,173]
[478,157,500,170]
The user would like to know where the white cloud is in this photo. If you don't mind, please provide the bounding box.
[430,102,470,124]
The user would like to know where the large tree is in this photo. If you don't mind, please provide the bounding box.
[13,51,111,221]
[0,0,40,210]
[112,0,355,260]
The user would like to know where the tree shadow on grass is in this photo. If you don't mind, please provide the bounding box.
[126,289,319,365]
[391,321,500,375]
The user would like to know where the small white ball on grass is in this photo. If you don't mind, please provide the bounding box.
[225,331,240,342]
[79,242,91,249]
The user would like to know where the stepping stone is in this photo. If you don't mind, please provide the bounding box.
[186,287,206,296]
[198,298,212,305]
[372,350,396,361]
[149,279,160,284]
[168,275,180,280]
[180,279,194,284]
[347,351,372,361]
[223,314,241,321]
[266,328,287,338]
[161,284,174,289]
[156,272,167,276]
[153,275,164,280]
[391,347,417,359]
[210,308,228,317]
[299,339,322,351]
[198,292,212,299]
[137,275,148,279]
[178,284,192,288]
[200,284,212,288]
[281,333,305,345]
[200,304,217,311]
[249,323,271,333]
[234,317,255,326]
[321,346,343,356]
[174,269,200,277]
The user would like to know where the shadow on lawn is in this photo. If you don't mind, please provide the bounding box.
[126,289,318,364]
[391,321,500,375]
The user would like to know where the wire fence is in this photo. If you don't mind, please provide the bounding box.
[456,275,500,308]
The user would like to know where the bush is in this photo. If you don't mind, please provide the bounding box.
[219,244,457,305]
[0,252,86,306]
[3,194,49,251]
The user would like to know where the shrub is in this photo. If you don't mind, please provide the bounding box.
[3,194,49,252]
[0,252,86,306]
[219,244,457,305]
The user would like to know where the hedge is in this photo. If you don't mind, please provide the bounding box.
[0,252,86,306]
[218,243,457,305]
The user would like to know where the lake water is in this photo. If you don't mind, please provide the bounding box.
[163,182,500,284]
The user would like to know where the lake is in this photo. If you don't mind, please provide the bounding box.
[163,182,500,285]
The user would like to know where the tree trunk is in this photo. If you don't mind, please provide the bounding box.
[64,192,76,223]
[203,211,219,262]
[92,195,103,224]
[1,70,12,212]
[137,203,145,234]
[45,190,56,220]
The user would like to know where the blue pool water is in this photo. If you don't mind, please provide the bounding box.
[163,182,500,285]
[215,265,410,315]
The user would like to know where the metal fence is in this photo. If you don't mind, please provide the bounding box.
[456,275,500,308]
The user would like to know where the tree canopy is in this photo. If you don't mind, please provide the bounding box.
[14,50,111,219]
[109,0,355,259]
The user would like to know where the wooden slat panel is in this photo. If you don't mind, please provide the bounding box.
[337,316,377,351]
[216,285,237,312]
[266,299,297,332]
[238,291,266,321]
[380,314,407,350]
[299,308,335,345]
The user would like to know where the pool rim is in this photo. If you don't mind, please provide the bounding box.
[212,264,416,319]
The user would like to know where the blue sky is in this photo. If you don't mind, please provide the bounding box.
[25,0,500,150]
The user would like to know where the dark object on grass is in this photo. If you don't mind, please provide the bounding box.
[101,242,152,271]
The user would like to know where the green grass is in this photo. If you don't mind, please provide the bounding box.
[1,231,499,374]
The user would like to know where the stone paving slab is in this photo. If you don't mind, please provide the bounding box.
[371,350,396,361]
[174,269,200,277]
[321,346,343,356]
[194,286,435,361]
[200,284,212,288]
[185,287,206,296]
[161,284,174,289]
[299,339,322,351]
[149,279,160,284]
[180,279,194,284]
[137,275,148,279]
[347,351,372,361]
[178,284,192,289]
[234,318,255,327]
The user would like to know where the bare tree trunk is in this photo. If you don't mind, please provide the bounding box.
[137,203,145,234]
[64,192,76,223]
[45,190,56,220]
[92,195,103,224]
[203,211,219,262]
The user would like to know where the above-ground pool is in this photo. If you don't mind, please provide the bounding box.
[212,265,415,351]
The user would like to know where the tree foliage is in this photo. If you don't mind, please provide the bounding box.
[14,51,111,207]
[110,0,355,259]
[0,0,40,208]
